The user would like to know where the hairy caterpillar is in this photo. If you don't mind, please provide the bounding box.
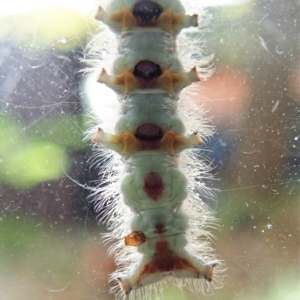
[83,0,224,298]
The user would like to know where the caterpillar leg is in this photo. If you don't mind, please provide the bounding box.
[98,67,199,94]
[93,127,202,155]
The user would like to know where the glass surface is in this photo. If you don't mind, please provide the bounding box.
[0,1,299,299]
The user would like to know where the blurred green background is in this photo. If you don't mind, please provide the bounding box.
[0,0,299,299]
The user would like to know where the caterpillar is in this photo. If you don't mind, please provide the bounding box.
[83,0,224,299]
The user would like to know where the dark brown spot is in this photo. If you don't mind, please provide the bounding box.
[144,172,164,200]
[135,124,164,150]
[133,60,162,81]
[132,0,163,25]
[135,124,163,141]
[154,223,166,234]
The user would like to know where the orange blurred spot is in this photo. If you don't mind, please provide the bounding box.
[186,68,251,126]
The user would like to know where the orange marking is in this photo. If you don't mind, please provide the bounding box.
[115,70,137,93]
[111,10,125,22]
[158,9,183,32]
[111,9,136,30]
[125,231,146,246]
[123,71,137,93]
[161,131,185,154]
[122,132,138,153]
[158,70,182,92]
[157,70,174,92]
[112,132,138,153]
[171,13,184,26]
[158,9,172,32]
[122,9,136,30]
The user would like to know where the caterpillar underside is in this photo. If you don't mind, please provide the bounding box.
[84,0,224,298]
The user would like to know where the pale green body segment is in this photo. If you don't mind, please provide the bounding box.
[115,32,181,73]
[121,154,188,210]
[130,208,188,238]
[116,94,184,135]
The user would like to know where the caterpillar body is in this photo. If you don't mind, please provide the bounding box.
[84,0,224,298]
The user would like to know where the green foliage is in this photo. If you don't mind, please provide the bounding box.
[0,115,87,188]
[0,217,79,285]
[4,140,70,188]
[27,115,87,149]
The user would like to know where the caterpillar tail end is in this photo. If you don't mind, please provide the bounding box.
[117,256,217,295]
